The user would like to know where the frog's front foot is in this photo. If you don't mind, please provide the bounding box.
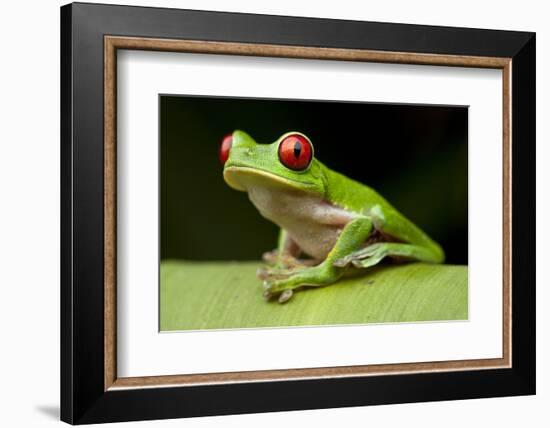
[261,250,279,266]
[261,250,318,269]
[256,265,302,281]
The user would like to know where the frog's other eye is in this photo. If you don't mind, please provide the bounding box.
[219,134,233,165]
[278,134,313,171]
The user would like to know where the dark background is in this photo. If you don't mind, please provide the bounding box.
[160,95,468,265]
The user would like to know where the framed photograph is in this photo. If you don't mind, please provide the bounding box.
[60,2,535,424]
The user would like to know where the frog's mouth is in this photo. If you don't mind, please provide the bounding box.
[223,166,318,194]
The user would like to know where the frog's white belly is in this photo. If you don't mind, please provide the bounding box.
[247,187,357,260]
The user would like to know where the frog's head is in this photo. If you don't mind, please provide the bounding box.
[221,130,326,196]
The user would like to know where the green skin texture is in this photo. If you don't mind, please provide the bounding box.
[223,130,445,303]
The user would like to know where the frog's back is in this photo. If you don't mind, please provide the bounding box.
[322,165,394,215]
[322,164,443,256]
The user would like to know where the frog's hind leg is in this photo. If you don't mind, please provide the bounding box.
[333,242,443,269]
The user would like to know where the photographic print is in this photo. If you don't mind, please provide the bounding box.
[160,95,468,331]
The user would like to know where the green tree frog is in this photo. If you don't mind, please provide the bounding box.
[220,130,444,303]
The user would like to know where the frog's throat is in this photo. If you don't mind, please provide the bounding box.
[223,166,320,195]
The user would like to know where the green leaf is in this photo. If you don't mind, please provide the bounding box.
[160,261,467,331]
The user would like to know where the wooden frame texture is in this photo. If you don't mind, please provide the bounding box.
[104,36,512,390]
[62,2,535,424]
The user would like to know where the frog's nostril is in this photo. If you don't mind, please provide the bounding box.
[219,133,233,165]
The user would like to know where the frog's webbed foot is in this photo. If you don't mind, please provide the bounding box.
[258,266,304,303]
[333,244,388,269]
[256,265,303,281]
[257,257,321,303]
[263,286,295,304]
[262,275,304,304]
[333,242,440,269]
[261,263,341,304]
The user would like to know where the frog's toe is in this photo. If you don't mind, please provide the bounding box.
[257,265,304,281]
[257,266,286,280]
[350,254,385,268]
[257,267,270,280]
[261,250,300,268]
[262,282,294,303]
[262,281,289,301]
[262,276,290,296]
[262,277,287,292]
[333,256,351,267]
[262,250,279,265]
[334,246,386,269]
[278,289,293,303]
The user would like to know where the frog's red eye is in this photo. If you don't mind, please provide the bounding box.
[219,134,233,165]
[278,134,313,171]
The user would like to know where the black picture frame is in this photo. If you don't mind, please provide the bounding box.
[61,2,535,424]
